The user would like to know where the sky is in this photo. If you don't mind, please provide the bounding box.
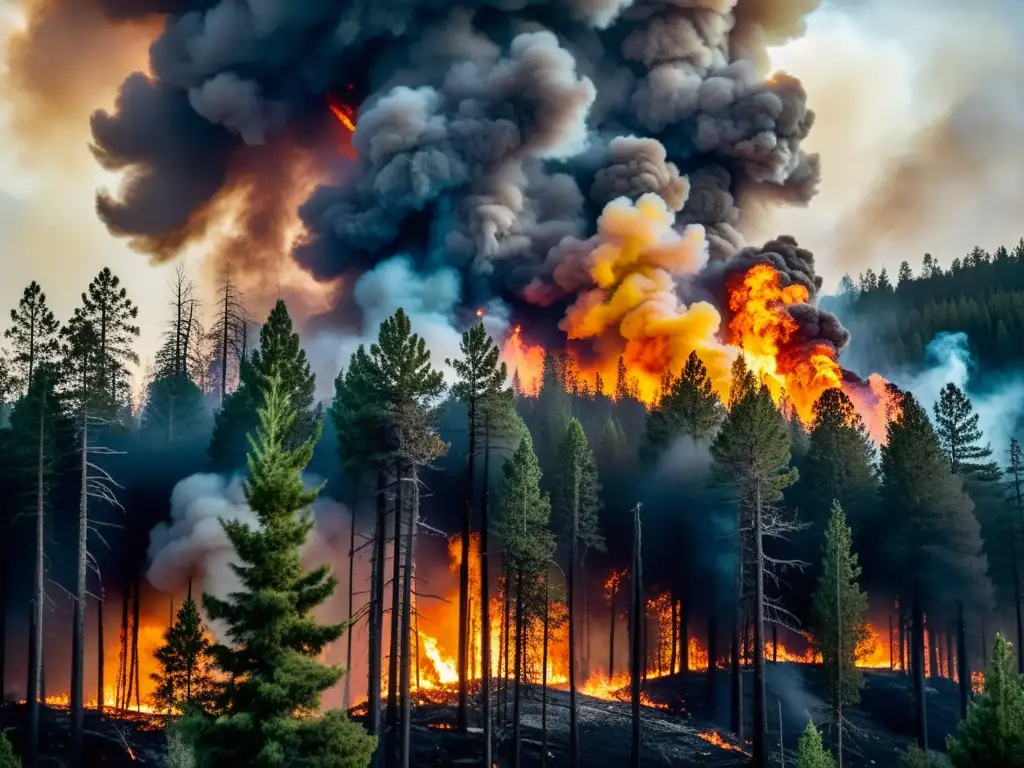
[1,0,1023,379]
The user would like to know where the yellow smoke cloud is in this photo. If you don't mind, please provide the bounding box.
[560,193,737,399]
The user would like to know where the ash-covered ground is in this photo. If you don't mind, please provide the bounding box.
[1,664,967,766]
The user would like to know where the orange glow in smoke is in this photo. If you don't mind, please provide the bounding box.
[327,93,357,159]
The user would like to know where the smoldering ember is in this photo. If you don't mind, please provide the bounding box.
[2,1,1024,767]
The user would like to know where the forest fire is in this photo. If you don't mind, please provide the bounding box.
[698,730,744,752]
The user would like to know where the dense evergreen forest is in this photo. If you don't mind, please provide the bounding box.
[828,242,1024,372]
[0,261,1023,768]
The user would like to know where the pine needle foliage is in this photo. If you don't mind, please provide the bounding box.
[184,371,374,768]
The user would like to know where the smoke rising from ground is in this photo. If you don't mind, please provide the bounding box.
[894,332,1024,455]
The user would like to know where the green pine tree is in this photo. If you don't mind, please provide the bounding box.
[152,596,216,714]
[209,300,317,471]
[797,388,878,533]
[496,431,556,575]
[64,268,140,414]
[4,281,62,397]
[553,420,606,554]
[933,383,999,479]
[796,720,835,768]
[810,502,871,734]
[139,374,208,443]
[946,634,1024,768]
[183,371,375,767]
[882,391,991,750]
[0,732,18,768]
[641,350,724,463]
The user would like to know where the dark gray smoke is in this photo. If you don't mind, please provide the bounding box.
[69,0,825,334]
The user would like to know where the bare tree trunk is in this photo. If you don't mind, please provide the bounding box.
[541,577,549,768]
[608,588,616,677]
[582,552,590,682]
[399,466,417,768]
[772,624,778,664]
[97,584,104,716]
[730,557,743,741]
[957,602,969,719]
[681,598,689,673]
[707,583,718,710]
[512,568,524,768]
[368,471,387,768]
[568,466,580,768]
[670,590,678,675]
[131,569,141,711]
[928,619,939,681]
[502,558,511,727]
[752,480,767,768]
[387,467,403,766]
[70,411,88,765]
[946,628,954,681]
[480,421,493,766]
[899,599,906,674]
[28,387,46,766]
[629,505,643,768]
[835,513,843,768]
[345,481,357,710]
[912,598,928,751]
[117,581,129,709]
[889,613,895,672]
[457,397,475,734]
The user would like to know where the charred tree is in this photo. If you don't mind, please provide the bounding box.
[481,417,493,765]
[629,504,643,768]
[387,472,402,764]
[912,600,929,750]
[541,575,550,768]
[369,471,387,764]
[752,479,768,768]
[399,466,417,768]
[27,383,47,766]
[957,602,969,719]
[345,481,357,710]
[512,568,525,768]
[97,582,104,716]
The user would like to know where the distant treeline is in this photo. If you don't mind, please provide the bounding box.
[830,242,1024,370]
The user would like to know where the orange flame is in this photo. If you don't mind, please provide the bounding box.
[699,730,744,752]
[327,92,357,159]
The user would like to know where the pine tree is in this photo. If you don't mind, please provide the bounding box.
[711,383,797,765]
[207,268,247,403]
[946,634,1024,768]
[67,268,140,414]
[641,350,724,463]
[494,431,556,765]
[152,596,215,714]
[898,261,914,287]
[797,388,878,537]
[552,419,605,768]
[209,300,317,471]
[445,321,508,734]
[4,281,61,396]
[342,308,446,768]
[182,372,375,767]
[796,721,836,768]
[882,391,991,751]
[810,502,870,766]
[934,383,999,478]
[0,732,17,768]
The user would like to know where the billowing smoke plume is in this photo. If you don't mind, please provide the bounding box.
[147,473,355,627]
[59,0,825,338]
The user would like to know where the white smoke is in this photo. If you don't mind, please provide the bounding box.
[147,472,354,622]
[306,254,512,400]
[896,332,1024,452]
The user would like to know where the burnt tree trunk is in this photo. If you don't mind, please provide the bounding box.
[97,585,104,715]
[957,602,969,719]
[28,387,46,766]
[608,587,616,677]
[751,480,767,768]
[1011,534,1024,673]
[399,466,417,768]
[70,412,88,766]
[681,598,689,672]
[912,599,928,751]
[502,557,511,726]
[368,470,387,768]
[387,466,403,766]
[512,568,524,768]
[117,578,129,709]
[344,480,358,710]
[670,590,678,675]
[457,396,475,735]
[130,568,141,711]
[899,599,906,674]
[928,619,939,680]
[541,576,550,768]
[629,505,643,768]
[730,557,744,741]
[480,421,493,766]
[707,583,718,710]
[568,467,580,768]
[946,628,955,681]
